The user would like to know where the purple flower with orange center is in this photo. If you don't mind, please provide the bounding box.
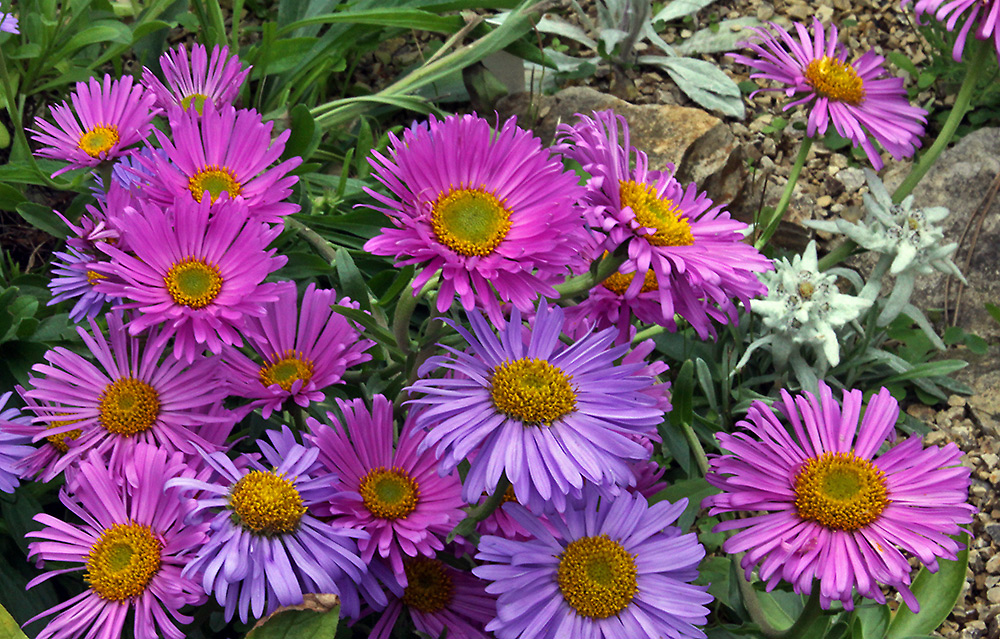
[730,19,927,170]
[47,247,117,323]
[142,43,250,113]
[137,105,301,222]
[370,556,496,639]
[557,110,771,339]
[4,387,89,483]
[31,74,157,176]
[23,311,230,478]
[307,395,466,587]
[26,445,207,639]
[222,282,373,418]
[94,197,286,362]
[704,382,975,611]
[168,427,384,622]
[408,302,665,513]
[363,113,587,324]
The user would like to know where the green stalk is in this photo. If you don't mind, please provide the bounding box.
[447,475,511,544]
[555,251,626,298]
[772,588,823,638]
[755,137,813,250]
[392,280,421,356]
[892,37,989,204]
[0,47,59,188]
[284,217,338,263]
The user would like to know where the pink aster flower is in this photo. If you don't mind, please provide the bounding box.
[363,113,588,325]
[136,105,302,222]
[370,556,496,639]
[557,111,771,339]
[31,74,157,176]
[730,19,927,170]
[909,0,1000,62]
[222,282,374,418]
[704,382,975,611]
[23,311,231,478]
[26,445,207,639]
[0,12,18,34]
[94,197,286,362]
[306,395,466,587]
[142,43,251,113]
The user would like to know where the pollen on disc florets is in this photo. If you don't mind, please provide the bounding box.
[358,467,420,520]
[557,534,639,619]
[78,124,120,158]
[97,378,161,436]
[259,350,315,392]
[489,358,577,426]
[188,165,242,203]
[229,470,307,535]
[804,56,866,105]
[401,557,454,614]
[85,522,163,601]
[164,257,223,309]
[793,451,890,531]
[619,180,695,247]
[430,187,512,257]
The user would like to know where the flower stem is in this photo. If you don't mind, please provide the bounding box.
[556,249,626,299]
[892,37,989,204]
[447,475,511,545]
[755,137,813,250]
[0,46,59,188]
[284,217,337,263]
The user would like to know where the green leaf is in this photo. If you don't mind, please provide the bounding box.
[284,104,317,162]
[852,603,889,639]
[0,601,29,639]
[886,51,918,79]
[648,477,719,531]
[639,55,745,117]
[653,0,719,23]
[330,306,397,352]
[886,533,970,639]
[673,17,761,55]
[246,595,340,639]
[16,202,67,237]
[60,20,133,52]
[334,247,371,312]
[278,9,463,37]
[985,302,1000,325]
[881,360,968,384]
[0,184,26,211]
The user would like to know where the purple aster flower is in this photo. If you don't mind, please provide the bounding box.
[0,392,33,492]
[4,387,89,483]
[909,0,1000,62]
[306,395,466,586]
[168,427,384,623]
[26,445,207,639]
[221,282,374,418]
[363,113,588,325]
[59,181,133,254]
[94,197,286,363]
[371,556,496,639]
[408,302,666,513]
[136,105,301,223]
[474,487,712,639]
[31,74,157,176]
[47,248,117,323]
[730,19,927,170]
[23,311,230,478]
[557,111,771,340]
[704,382,975,611]
[142,43,251,113]
[0,12,18,34]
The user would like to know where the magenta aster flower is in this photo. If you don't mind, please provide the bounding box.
[730,19,927,170]
[0,392,33,492]
[371,556,496,639]
[474,487,712,639]
[26,445,207,639]
[94,197,286,362]
[704,382,975,611]
[306,395,466,586]
[142,43,250,113]
[557,111,771,339]
[168,427,384,622]
[408,302,665,513]
[31,74,157,176]
[909,0,1000,62]
[363,113,587,324]
[137,105,301,222]
[222,282,374,418]
[23,311,230,477]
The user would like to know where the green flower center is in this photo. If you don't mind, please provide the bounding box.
[229,470,306,535]
[490,358,577,426]
[359,467,420,519]
[78,124,120,158]
[85,523,163,601]
[430,187,512,256]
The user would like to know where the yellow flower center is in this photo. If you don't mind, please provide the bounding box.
[804,57,866,105]
[85,523,163,601]
[259,350,315,392]
[180,93,210,115]
[86,270,106,286]
[78,124,120,158]
[97,378,161,436]
[489,358,577,426]
[359,467,420,520]
[619,180,694,247]
[430,187,512,257]
[793,452,890,531]
[229,470,306,535]
[164,257,223,309]
[602,268,659,295]
[45,418,82,454]
[188,165,242,203]
[401,557,454,614]
[557,534,638,619]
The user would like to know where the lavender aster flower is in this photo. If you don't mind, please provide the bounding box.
[47,248,116,323]
[0,12,18,34]
[31,74,157,176]
[26,445,207,639]
[363,113,587,325]
[557,110,771,339]
[909,0,1000,62]
[0,392,33,492]
[474,488,712,639]
[731,19,927,170]
[408,302,665,513]
[168,427,384,622]
[142,43,251,113]
[222,282,373,418]
[704,382,975,611]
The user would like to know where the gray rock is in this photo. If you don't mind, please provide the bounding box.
[837,167,866,192]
